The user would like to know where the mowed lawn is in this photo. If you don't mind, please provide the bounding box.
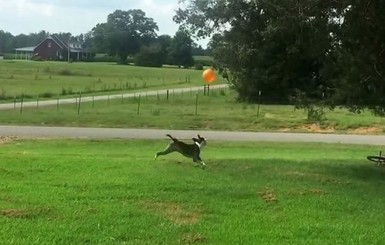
[1,138,385,244]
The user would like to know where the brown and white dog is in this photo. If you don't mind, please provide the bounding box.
[154,134,207,168]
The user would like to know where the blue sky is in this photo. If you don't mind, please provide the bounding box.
[0,0,209,47]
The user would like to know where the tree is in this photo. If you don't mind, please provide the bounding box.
[169,29,194,68]
[335,1,385,116]
[157,34,173,65]
[0,30,14,53]
[134,44,163,67]
[92,9,158,64]
[175,0,337,104]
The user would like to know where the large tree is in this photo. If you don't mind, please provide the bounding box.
[335,1,385,116]
[175,0,385,116]
[92,9,158,64]
[169,29,194,68]
[175,0,337,103]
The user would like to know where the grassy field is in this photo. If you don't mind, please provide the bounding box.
[0,138,384,244]
[0,60,224,100]
[1,88,385,133]
[2,60,385,134]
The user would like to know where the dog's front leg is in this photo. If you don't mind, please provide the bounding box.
[193,157,206,169]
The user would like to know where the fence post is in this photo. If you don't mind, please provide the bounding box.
[20,94,24,115]
[13,95,16,110]
[257,90,262,117]
[137,95,141,115]
[195,93,199,116]
[57,97,59,112]
[36,95,39,110]
[167,89,169,100]
[77,92,82,115]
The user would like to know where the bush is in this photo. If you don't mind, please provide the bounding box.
[194,63,204,70]
[134,45,163,67]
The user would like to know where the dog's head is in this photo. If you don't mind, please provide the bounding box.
[192,134,207,148]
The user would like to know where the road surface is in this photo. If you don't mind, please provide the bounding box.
[1,125,385,145]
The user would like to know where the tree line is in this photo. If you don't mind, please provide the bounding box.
[0,9,210,67]
[175,0,385,117]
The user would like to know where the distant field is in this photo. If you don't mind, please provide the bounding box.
[193,56,214,61]
[1,139,384,244]
[0,60,224,99]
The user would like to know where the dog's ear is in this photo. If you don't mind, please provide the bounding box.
[198,134,205,140]
[192,137,198,142]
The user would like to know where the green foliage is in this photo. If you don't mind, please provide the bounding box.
[92,9,158,64]
[175,0,385,116]
[169,29,194,68]
[134,45,163,67]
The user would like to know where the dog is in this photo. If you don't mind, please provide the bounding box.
[154,134,207,168]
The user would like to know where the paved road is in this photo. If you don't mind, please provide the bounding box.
[0,84,229,110]
[1,125,385,145]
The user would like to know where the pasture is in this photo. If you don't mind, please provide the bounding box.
[1,60,385,133]
[1,88,385,133]
[0,60,224,100]
[0,138,384,244]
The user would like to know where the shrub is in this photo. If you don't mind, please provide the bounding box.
[194,63,204,70]
[134,45,163,67]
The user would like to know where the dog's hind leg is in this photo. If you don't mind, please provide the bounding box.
[154,144,176,159]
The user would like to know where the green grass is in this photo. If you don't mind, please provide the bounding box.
[0,60,225,99]
[0,138,384,244]
[1,89,385,133]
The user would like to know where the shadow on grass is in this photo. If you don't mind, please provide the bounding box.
[206,157,385,187]
[322,159,385,183]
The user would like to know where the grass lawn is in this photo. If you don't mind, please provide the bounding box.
[0,138,384,244]
[0,60,225,100]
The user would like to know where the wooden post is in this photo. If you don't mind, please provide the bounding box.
[137,95,141,115]
[257,90,262,117]
[77,92,82,115]
[20,94,24,114]
[195,93,198,116]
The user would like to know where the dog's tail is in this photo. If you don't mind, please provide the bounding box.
[166,134,178,142]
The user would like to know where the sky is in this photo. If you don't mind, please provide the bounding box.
[0,0,209,47]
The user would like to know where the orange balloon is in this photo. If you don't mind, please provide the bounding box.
[202,68,216,83]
